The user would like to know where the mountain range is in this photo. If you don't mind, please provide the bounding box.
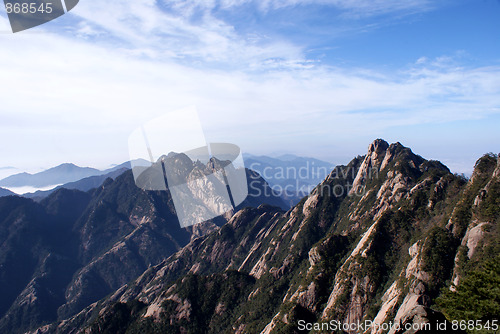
[0,156,330,206]
[0,158,286,334]
[0,139,498,334]
[23,168,129,201]
[0,161,140,190]
[0,163,101,188]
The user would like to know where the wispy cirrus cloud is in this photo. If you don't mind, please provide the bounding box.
[48,0,437,68]
[166,0,433,17]
[57,0,304,67]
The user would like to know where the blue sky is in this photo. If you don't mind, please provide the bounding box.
[0,0,499,176]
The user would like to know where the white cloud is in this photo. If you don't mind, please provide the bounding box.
[0,25,498,171]
[0,0,497,175]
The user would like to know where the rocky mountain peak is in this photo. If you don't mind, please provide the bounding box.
[367,138,390,164]
[350,139,412,196]
[162,153,194,175]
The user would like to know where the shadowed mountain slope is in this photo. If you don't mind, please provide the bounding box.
[0,159,285,334]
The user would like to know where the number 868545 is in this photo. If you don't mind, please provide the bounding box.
[5,2,53,14]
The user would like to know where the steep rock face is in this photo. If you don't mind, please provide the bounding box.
[54,172,192,320]
[0,191,90,332]
[26,140,500,334]
[0,176,192,334]
[350,139,389,195]
[449,153,500,289]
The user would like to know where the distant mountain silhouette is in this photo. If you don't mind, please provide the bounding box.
[0,159,150,191]
[0,163,102,188]
[23,168,129,200]
[0,187,16,197]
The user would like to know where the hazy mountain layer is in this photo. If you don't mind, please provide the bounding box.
[0,187,16,197]
[23,168,128,200]
[0,163,102,188]
[0,161,138,189]
[244,154,334,207]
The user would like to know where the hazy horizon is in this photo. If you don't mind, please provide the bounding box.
[0,139,486,182]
